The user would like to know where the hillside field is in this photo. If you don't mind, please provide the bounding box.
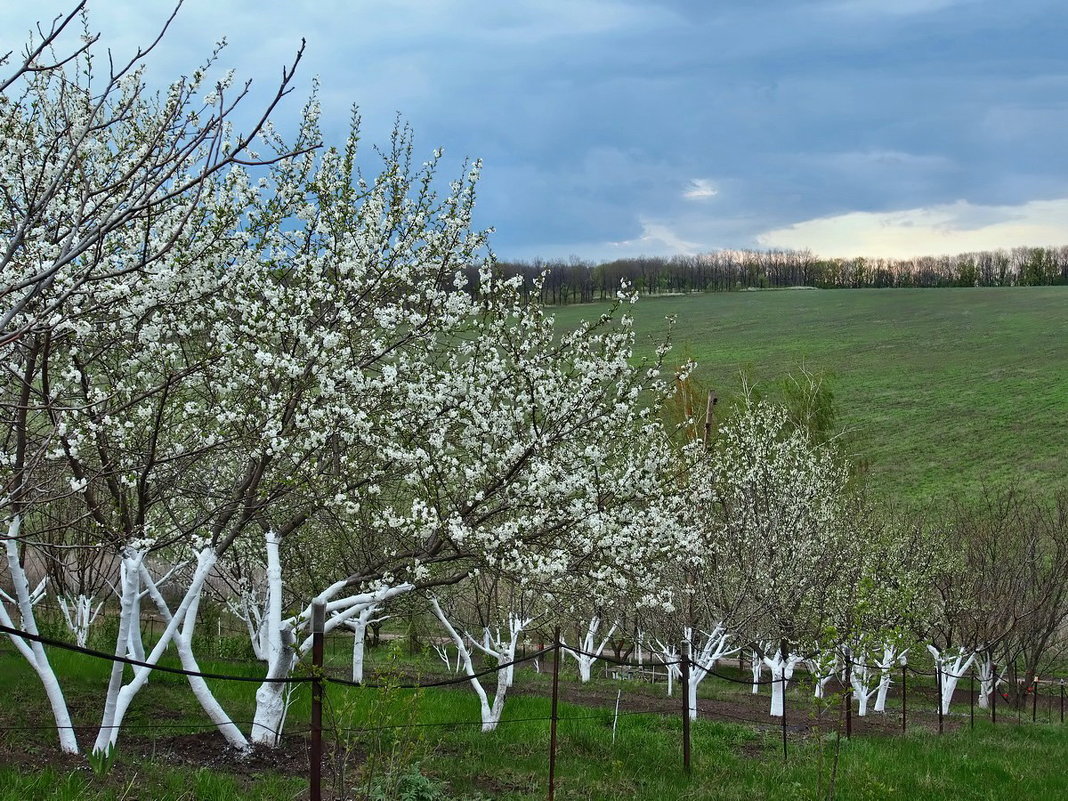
[553,287,1068,505]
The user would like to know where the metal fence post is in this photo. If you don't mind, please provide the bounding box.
[991,665,997,724]
[844,657,852,740]
[901,664,907,734]
[548,627,561,801]
[936,667,944,735]
[681,648,692,774]
[310,600,325,801]
[970,672,975,730]
[781,675,788,761]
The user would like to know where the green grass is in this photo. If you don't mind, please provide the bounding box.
[5,644,1068,800]
[552,287,1068,505]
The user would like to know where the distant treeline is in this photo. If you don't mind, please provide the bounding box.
[484,245,1068,305]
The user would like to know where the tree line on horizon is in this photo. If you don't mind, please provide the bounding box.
[489,245,1068,305]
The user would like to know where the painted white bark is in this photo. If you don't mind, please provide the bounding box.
[847,652,879,717]
[977,653,997,709]
[432,641,454,669]
[92,546,218,755]
[341,606,388,684]
[468,613,535,691]
[874,645,907,713]
[561,616,617,683]
[250,531,416,746]
[763,651,802,717]
[249,530,291,747]
[751,649,764,694]
[652,640,681,697]
[129,558,183,662]
[429,599,530,732]
[683,625,739,720]
[0,571,46,612]
[1,518,79,754]
[56,593,104,649]
[927,644,977,715]
[227,584,269,662]
[806,650,839,699]
[136,557,250,752]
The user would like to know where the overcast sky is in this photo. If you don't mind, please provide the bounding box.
[5,0,1068,260]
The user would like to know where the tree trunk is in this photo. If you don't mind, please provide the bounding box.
[2,523,79,754]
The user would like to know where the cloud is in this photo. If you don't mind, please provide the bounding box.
[608,219,702,256]
[811,149,954,172]
[682,179,719,200]
[756,197,1068,258]
[823,0,975,16]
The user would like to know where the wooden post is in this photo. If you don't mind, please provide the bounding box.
[702,390,718,448]
[310,600,325,801]
[1060,681,1064,724]
[1033,676,1039,723]
[548,628,561,801]
[680,649,692,774]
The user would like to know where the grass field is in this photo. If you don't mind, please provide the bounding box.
[4,637,1068,801]
[553,287,1068,505]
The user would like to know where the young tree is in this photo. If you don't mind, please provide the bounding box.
[700,398,862,717]
[0,3,304,755]
[427,577,541,732]
[561,615,617,683]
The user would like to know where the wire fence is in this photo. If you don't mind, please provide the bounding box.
[1,616,1066,801]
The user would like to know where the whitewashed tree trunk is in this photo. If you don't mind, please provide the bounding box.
[56,593,104,649]
[93,545,219,755]
[137,557,251,752]
[0,572,47,617]
[228,584,269,662]
[847,652,879,717]
[806,650,839,699]
[1,518,79,754]
[927,644,977,715]
[653,640,681,697]
[250,530,291,746]
[763,650,802,717]
[561,615,617,682]
[126,584,146,662]
[874,645,907,713]
[683,624,739,720]
[468,613,534,690]
[342,606,387,684]
[977,653,996,709]
[249,531,416,746]
[751,649,764,694]
[429,599,529,732]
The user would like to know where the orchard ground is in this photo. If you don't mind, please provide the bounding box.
[554,286,1068,506]
[3,624,1068,801]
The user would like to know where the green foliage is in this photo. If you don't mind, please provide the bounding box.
[368,764,490,801]
[87,746,116,778]
[779,365,840,446]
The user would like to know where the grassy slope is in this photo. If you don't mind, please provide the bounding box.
[553,287,1068,505]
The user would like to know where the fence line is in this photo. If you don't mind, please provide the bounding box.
[2,618,1066,801]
